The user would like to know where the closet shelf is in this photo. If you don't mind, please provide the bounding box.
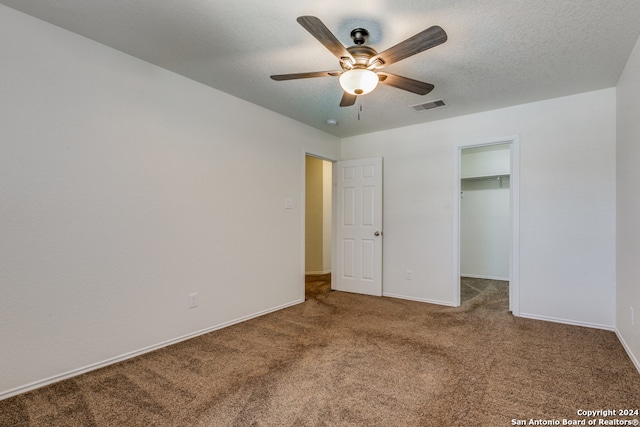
[461,173,510,182]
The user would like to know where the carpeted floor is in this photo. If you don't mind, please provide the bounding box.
[304,272,332,300]
[1,276,639,426]
[460,275,509,306]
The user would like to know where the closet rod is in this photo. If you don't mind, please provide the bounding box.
[461,174,510,182]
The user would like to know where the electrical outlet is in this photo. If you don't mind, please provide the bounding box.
[188,293,199,309]
[406,270,413,280]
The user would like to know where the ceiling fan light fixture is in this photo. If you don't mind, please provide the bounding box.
[339,69,378,95]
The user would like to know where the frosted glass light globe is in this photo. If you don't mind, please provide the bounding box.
[339,69,379,95]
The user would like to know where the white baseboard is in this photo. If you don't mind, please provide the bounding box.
[615,329,640,375]
[0,299,305,401]
[305,270,331,275]
[517,312,615,331]
[461,274,510,281]
[382,292,456,307]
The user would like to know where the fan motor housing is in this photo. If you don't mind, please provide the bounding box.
[342,45,378,70]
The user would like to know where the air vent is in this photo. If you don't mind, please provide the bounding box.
[411,99,446,112]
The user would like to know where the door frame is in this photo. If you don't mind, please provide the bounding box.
[302,152,337,299]
[452,135,520,315]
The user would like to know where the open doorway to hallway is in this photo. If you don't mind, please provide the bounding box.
[305,155,332,300]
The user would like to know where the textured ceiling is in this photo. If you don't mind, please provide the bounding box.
[2,0,640,137]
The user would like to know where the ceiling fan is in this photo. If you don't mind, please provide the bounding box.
[271,16,447,107]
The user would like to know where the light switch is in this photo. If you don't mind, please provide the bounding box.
[284,198,293,209]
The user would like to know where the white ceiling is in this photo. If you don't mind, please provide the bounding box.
[2,0,639,138]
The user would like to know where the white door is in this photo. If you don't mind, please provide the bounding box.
[334,157,383,296]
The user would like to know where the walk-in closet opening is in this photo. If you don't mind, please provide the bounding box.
[459,144,511,308]
[304,155,333,299]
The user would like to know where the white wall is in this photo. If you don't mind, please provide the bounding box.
[342,88,616,328]
[0,5,340,398]
[460,145,511,279]
[616,35,640,371]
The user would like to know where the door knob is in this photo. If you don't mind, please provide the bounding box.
[374,231,381,236]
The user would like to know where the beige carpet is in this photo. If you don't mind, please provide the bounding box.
[1,276,639,426]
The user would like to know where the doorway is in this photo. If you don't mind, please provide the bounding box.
[305,155,333,299]
[453,137,520,314]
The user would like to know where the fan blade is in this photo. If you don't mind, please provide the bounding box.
[340,92,357,107]
[271,71,341,81]
[297,16,355,65]
[377,72,434,95]
[370,26,447,68]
